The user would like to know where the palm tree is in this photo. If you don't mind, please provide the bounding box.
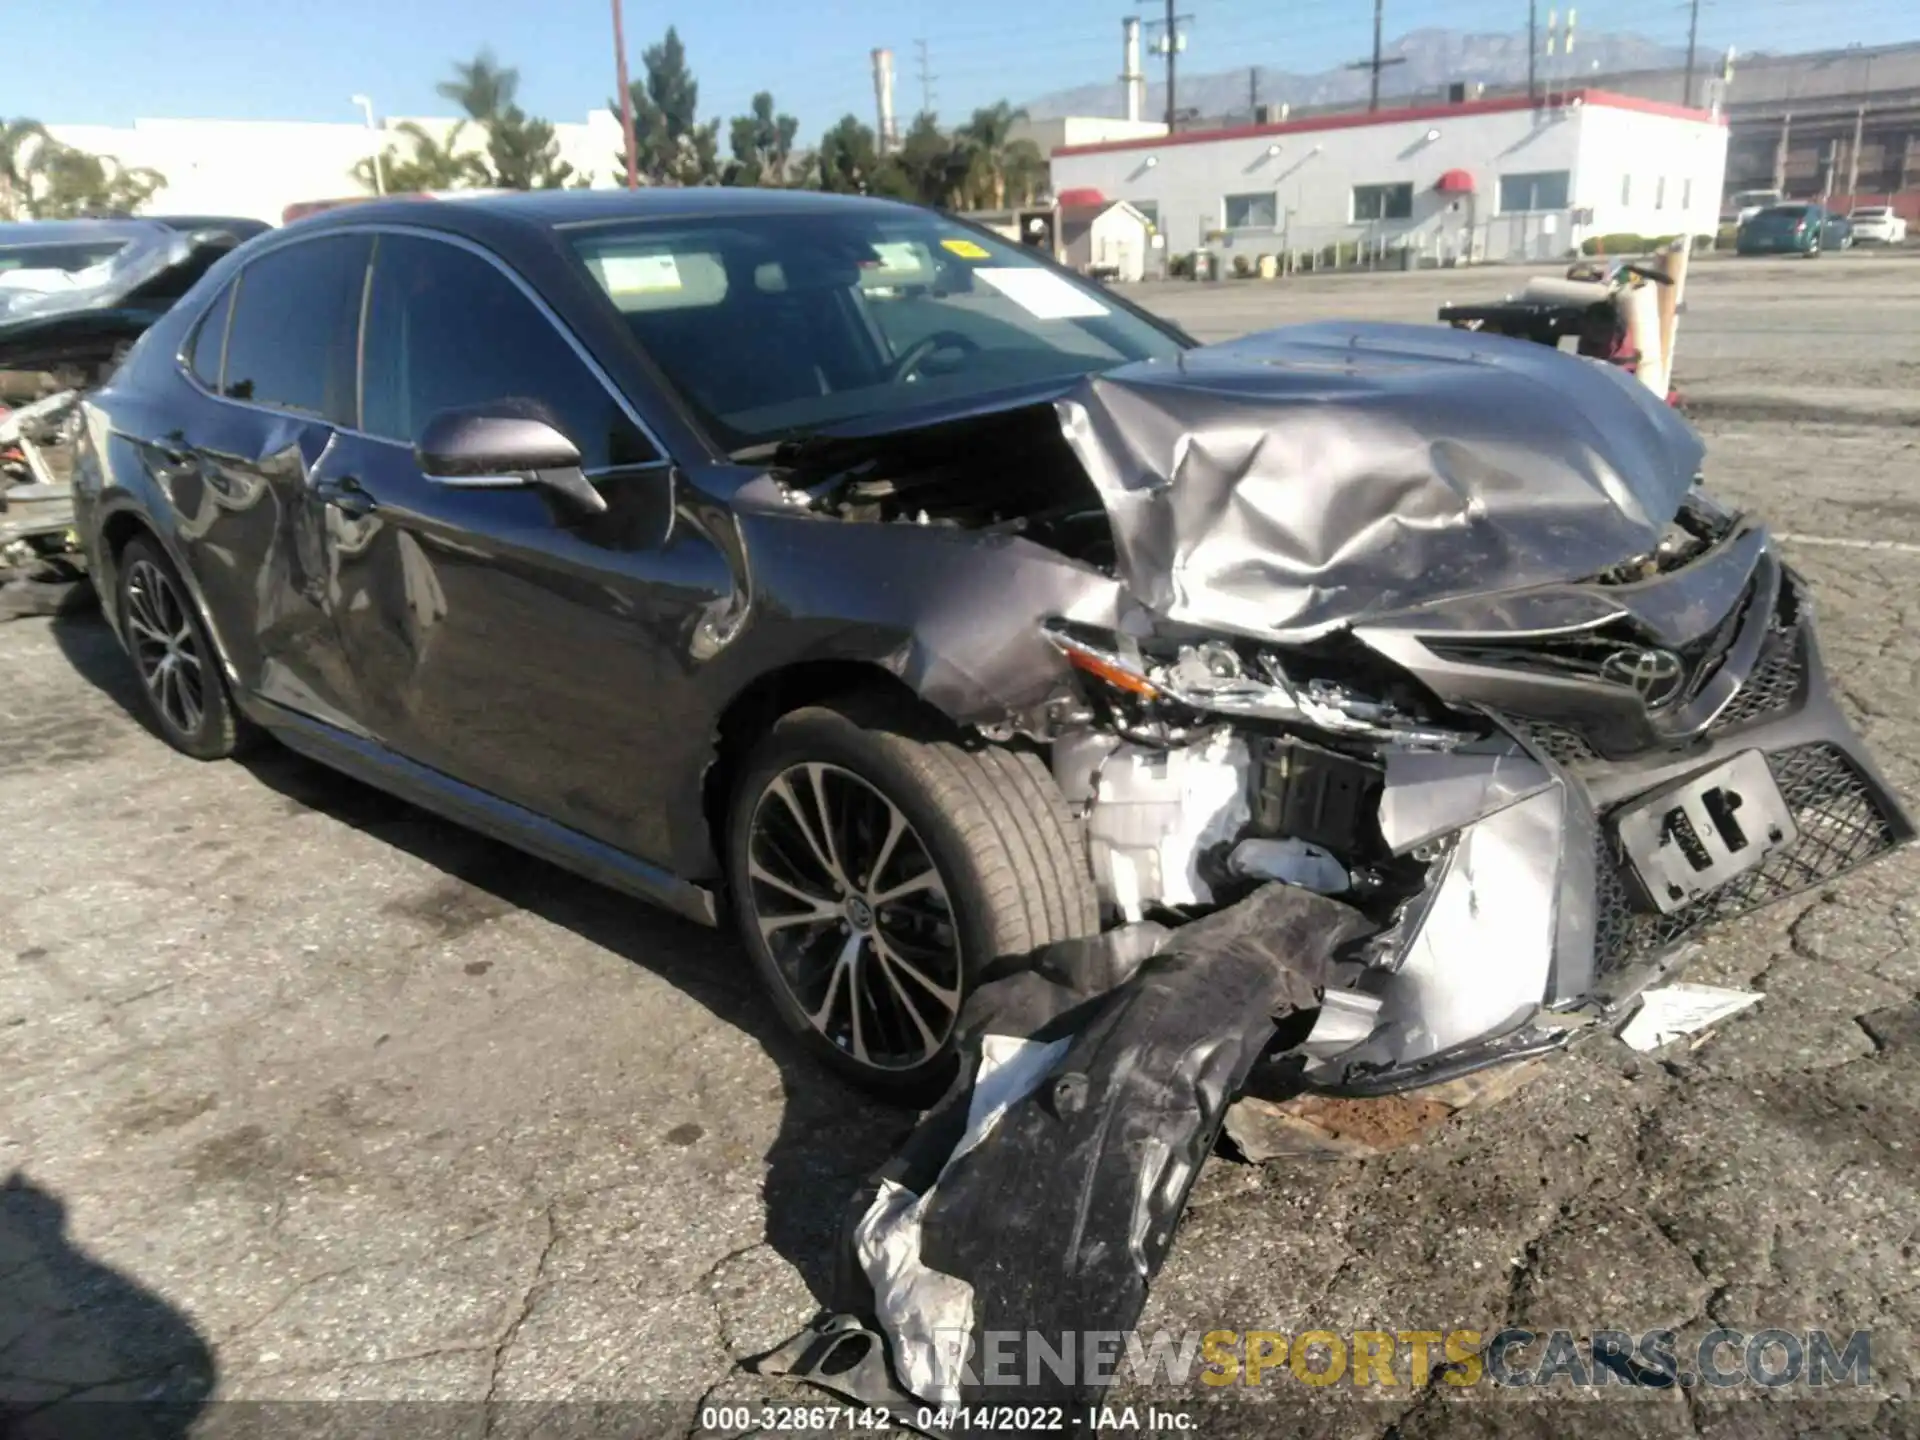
[353,121,490,195]
[956,101,1043,209]
[0,118,49,219]
[436,52,519,123]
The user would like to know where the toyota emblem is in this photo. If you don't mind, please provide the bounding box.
[1601,647,1685,707]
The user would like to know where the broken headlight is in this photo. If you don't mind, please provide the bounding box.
[1045,622,1471,749]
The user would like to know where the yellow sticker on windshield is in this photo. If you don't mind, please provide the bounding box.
[940,238,991,260]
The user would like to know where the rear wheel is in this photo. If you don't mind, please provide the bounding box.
[116,537,249,760]
[725,698,1097,1095]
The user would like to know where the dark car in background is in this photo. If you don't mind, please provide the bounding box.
[1737,202,1852,256]
[70,190,1910,1097]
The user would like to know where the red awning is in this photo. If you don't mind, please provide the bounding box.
[1055,187,1108,208]
[1435,169,1475,195]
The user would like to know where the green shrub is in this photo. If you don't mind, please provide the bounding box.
[1231,253,1253,277]
[1167,252,1193,278]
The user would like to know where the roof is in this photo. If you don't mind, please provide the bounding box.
[0,218,175,248]
[299,186,924,235]
[1053,89,1725,159]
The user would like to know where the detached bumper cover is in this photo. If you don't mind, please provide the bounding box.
[756,884,1368,1426]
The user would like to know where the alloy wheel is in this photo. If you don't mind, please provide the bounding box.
[124,558,206,738]
[745,762,963,1071]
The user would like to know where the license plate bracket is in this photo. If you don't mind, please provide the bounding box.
[1613,750,1798,915]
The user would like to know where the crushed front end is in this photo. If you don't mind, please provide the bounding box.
[1047,492,1912,1095]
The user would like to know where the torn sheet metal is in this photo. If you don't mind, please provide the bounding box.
[1377,743,1554,855]
[1618,983,1762,1051]
[1055,321,1705,639]
[1316,783,1567,1078]
[763,885,1370,1426]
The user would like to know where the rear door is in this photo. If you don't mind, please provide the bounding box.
[173,232,373,729]
[322,230,731,864]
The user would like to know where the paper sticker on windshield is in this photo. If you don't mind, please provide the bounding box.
[870,241,926,275]
[593,252,682,294]
[940,238,991,260]
[975,267,1110,320]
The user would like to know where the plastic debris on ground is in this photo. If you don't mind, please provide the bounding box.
[1617,982,1763,1052]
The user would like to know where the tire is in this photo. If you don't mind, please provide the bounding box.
[725,695,1098,1095]
[116,536,250,760]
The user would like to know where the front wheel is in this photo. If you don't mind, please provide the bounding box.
[725,698,1097,1095]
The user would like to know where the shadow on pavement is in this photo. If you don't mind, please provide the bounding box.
[47,608,911,1311]
[0,1171,215,1438]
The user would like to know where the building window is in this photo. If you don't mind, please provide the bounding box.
[1132,199,1161,232]
[1682,177,1693,210]
[1351,182,1414,221]
[1223,192,1277,229]
[1654,176,1667,210]
[1620,174,1632,205]
[1498,170,1571,213]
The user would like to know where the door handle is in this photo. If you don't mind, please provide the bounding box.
[315,475,378,519]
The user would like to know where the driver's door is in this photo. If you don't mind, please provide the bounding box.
[322,231,731,867]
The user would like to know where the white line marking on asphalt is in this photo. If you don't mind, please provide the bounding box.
[1775,533,1920,556]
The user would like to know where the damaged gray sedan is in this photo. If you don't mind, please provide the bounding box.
[76,190,1910,1101]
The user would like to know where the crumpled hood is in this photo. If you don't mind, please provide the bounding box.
[1055,320,1706,638]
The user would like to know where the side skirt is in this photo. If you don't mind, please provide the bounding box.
[251,700,720,928]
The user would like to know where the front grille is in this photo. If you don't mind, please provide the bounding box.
[1499,576,1807,765]
[1592,741,1900,975]
[1711,585,1805,731]
[1506,715,1602,766]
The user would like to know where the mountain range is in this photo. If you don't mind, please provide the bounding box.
[1021,26,1691,121]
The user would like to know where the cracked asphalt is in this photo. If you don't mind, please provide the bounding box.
[4,252,1920,1440]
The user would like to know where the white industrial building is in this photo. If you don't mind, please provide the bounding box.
[1048,90,1730,267]
[43,112,625,224]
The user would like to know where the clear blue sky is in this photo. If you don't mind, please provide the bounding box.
[16,0,1915,141]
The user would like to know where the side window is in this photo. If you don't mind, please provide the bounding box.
[221,234,371,424]
[185,282,234,389]
[361,234,655,470]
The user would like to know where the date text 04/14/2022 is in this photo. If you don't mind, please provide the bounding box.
[914,1406,1197,1431]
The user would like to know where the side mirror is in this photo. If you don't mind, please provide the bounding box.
[413,403,607,516]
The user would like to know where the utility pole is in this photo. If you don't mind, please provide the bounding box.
[1164,0,1179,130]
[1682,0,1700,108]
[1248,66,1260,117]
[1846,52,1874,202]
[1347,0,1405,113]
[611,0,638,188]
[1147,4,1193,131]
[915,38,935,117]
[1527,0,1537,101]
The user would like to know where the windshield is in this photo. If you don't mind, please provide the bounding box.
[567,208,1185,451]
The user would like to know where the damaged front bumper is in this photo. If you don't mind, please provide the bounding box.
[1057,533,1913,1097]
